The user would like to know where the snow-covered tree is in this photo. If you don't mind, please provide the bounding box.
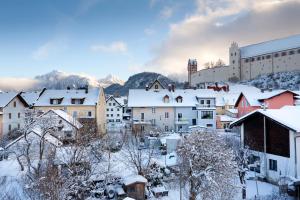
[177,132,238,200]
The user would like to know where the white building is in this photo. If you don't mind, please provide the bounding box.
[128,87,216,133]
[230,106,300,183]
[0,92,29,138]
[106,96,127,125]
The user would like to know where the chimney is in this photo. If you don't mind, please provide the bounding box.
[145,84,149,91]
[85,85,89,94]
[168,84,172,92]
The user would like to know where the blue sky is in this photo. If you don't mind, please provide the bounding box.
[0,0,194,80]
[1,0,300,82]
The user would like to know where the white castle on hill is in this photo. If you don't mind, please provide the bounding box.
[190,34,300,87]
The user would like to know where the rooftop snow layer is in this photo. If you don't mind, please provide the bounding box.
[49,109,83,129]
[0,92,18,108]
[34,88,101,106]
[240,34,300,58]
[231,106,300,132]
[123,175,147,185]
[21,91,43,106]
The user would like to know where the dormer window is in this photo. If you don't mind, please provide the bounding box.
[163,95,170,103]
[50,98,63,105]
[155,84,159,89]
[176,96,183,103]
[71,98,85,105]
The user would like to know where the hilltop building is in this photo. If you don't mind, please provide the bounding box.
[191,34,300,87]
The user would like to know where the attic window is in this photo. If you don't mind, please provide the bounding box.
[281,52,286,56]
[71,98,85,105]
[274,53,279,58]
[50,98,63,105]
[155,84,159,89]
[289,50,295,55]
[176,96,183,103]
[266,55,271,59]
[251,58,255,62]
[163,95,170,103]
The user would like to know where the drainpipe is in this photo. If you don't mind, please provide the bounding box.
[263,116,268,178]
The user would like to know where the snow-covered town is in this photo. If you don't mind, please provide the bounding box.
[2,1,300,200]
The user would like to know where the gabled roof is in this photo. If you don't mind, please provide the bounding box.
[21,90,44,106]
[34,88,101,107]
[148,79,166,89]
[0,92,29,108]
[234,90,297,107]
[44,109,83,129]
[230,106,300,132]
[106,95,126,107]
[240,34,300,58]
[124,175,147,185]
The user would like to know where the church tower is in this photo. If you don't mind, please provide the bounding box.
[187,59,198,87]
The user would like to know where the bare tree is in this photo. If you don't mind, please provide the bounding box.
[177,131,238,200]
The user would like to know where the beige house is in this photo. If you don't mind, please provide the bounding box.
[191,34,300,86]
[33,87,106,135]
[0,92,29,138]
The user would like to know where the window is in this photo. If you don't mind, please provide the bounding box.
[234,52,236,56]
[201,111,213,119]
[106,109,109,111]
[192,107,196,110]
[111,108,113,111]
[109,103,111,106]
[251,58,255,62]
[200,100,204,104]
[231,53,233,56]
[274,53,279,58]
[113,103,116,106]
[257,57,261,61]
[117,114,120,117]
[88,111,92,117]
[262,56,265,60]
[176,96,183,103]
[116,119,121,122]
[8,124,11,131]
[151,119,156,126]
[141,125,145,132]
[9,113,11,119]
[206,100,211,105]
[178,113,182,119]
[141,113,144,121]
[106,114,109,117]
[165,112,169,118]
[18,124,20,129]
[13,101,16,107]
[155,84,159,89]
[232,60,235,64]
[71,98,84,104]
[245,59,249,63]
[298,49,300,54]
[117,108,120,111]
[18,113,20,118]
[281,52,286,56]
[206,124,213,127]
[266,55,271,59]
[289,50,295,55]
[163,95,170,103]
[111,114,113,117]
[269,159,277,171]
[152,107,156,113]
[165,126,169,131]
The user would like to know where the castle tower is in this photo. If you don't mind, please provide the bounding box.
[187,59,198,87]
[229,42,241,81]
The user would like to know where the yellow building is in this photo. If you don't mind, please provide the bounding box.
[33,87,106,135]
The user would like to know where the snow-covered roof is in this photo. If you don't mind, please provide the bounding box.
[21,90,43,106]
[235,90,297,107]
[123,198,135,200]
[219,115,236,122]
[0,92,18,108]
[128,89,216,107]
[114,96,127,106]
[123,175,147,185]
[47,109,83,129]
[230,106,300,132]
[34,88,101,106]
[240,34,300,58]
[226,109,238,114]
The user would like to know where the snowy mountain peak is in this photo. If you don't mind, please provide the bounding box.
[99,74,124,88]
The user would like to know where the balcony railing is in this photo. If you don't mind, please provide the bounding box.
[175,118,189,124]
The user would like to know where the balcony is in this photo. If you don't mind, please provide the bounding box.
[196,104,216,109]
[175,118,189,125]
[133,119,152,125]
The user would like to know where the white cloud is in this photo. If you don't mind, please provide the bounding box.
[144,28,156,36]
[160,6,174,19]
[32,39,68,60]
[146,0,300,78]
[90,41,128,53]
[0,78,39,91]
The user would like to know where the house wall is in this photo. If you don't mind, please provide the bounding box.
[132,107,175,131]
[197,109,216,129]
[175,107,198,131]
[2,97,26,137]
[96,87,107,135]
[236,95,260,117]
[106,97,124,124]
[264,92,295,109]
